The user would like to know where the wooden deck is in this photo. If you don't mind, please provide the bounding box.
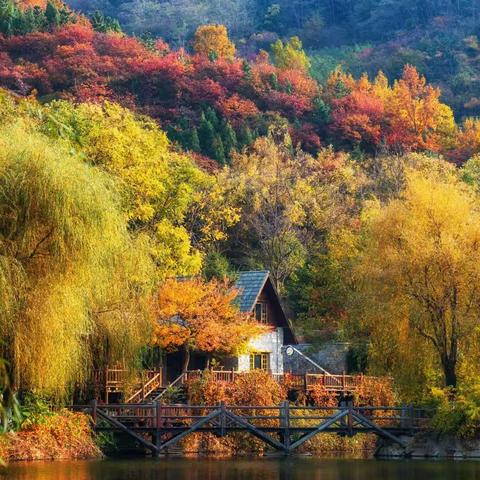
[75,402,432,455]
[95,369,383,404]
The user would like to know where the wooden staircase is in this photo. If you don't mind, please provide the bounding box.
[126,372,188,404]
[126,371,164,404]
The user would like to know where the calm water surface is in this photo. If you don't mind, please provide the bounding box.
[3,458,480,480]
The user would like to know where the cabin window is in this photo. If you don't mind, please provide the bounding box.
[249,353,270,371]
[254,302,268,324]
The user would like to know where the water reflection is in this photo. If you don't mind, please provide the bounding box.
[3,457,480,480]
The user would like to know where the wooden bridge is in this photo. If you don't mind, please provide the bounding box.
[75,401,431,456]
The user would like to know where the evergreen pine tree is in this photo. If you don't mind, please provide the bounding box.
[205,107,220,130]
[0,0,18,35]
[32,6,46,31]
[220,120,237,160]
[45,1,60,28]
[238,124,254,148]
[212,134,226,165]
[22,8,37,33]
[189,127,201,153]
[268,73,279,90]
[242,59,252,81]
[90,10,106,32]
[198,113,216,158]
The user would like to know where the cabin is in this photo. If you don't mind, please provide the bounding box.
[233,270,296,375]
[94,270,375,403]
[165,270,297,381]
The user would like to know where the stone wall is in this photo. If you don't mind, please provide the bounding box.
[238,327,284,374]
[376,433,480,458]
[283,342,350,374]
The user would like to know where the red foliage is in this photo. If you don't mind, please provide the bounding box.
[327,66,454,153]
[0,24,320,150]
[291,123,322,152]
[330,90,385,147]
[217,94,259,122]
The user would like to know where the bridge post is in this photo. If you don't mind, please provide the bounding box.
[154,401,162,455]
[219,401,226,437]
[279,401,290,453]
[347,406,353,437]
[90,399,97,432]
[409,405,415,432]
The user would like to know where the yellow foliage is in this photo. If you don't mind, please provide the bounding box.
[271,36,311,73]
[193,24,236,60]
[11,96,239,280]
[340,170,480,395]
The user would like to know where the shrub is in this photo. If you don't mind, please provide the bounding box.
[429,384,480,438]
[187,370,286,406]
[3,410,101,462]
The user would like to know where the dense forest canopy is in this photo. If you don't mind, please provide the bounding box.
[60,0,480,118]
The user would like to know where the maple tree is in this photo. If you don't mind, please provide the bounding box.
[151,278,265,372]
[328,65,456,154]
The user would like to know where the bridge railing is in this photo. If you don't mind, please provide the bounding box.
[72,402,434,454]
[75,402,433,432]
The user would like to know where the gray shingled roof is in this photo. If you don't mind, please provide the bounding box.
[234,271,269,312]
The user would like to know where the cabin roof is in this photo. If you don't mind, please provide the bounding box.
[234,270,297,344]
[234,270,270,312]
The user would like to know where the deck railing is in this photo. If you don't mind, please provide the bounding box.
[185,370,372,392]
[126,371,164,404]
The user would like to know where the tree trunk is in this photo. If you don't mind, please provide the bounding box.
[182,347,191,373]
[443,360,457,390]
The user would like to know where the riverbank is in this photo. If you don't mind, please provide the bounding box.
[0,410,101,464]
[377,432,480,459]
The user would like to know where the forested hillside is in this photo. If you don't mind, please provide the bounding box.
[2,0,480,419]
[61,0,480,118]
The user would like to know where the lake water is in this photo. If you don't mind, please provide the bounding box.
[3,458,480,480]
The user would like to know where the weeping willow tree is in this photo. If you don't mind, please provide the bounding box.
[0,122,154,399]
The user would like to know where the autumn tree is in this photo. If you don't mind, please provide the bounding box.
[328,65,456,154]
[193,24,235,60]
[339,170,480,391]
[224,131,361,292]
[0,121,153,398]
[450,117,480,164]
[270,36,310,73]
[33,100,239,279]
[151,278,264,372]
[388,65,456,152]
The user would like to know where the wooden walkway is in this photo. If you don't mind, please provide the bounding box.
[75,402,431,455]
